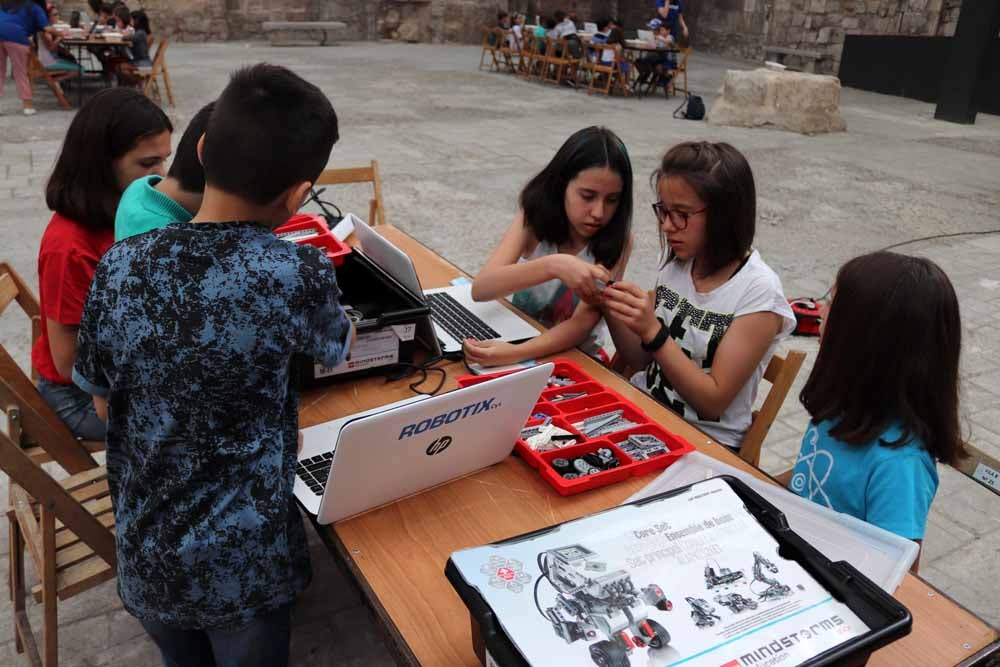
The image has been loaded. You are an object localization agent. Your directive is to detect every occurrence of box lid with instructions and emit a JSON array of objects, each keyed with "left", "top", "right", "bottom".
[{"left": 446, "top": 476, "right": 911, "bottom": 667}]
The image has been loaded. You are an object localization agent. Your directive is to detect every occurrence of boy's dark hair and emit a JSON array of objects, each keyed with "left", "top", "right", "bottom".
[
  {"left": 520, "top": 126, "right": 632, "bottom": 270},
  {"left": 800, "top": 252, "right": 965, "bottom": 466},
  {"left": 596, "top": 17, "right": 612, "bottom": 31},
  {"left": 554, "top": 10, "right": 566, "bottom": 22},
  {"left": 70, "top": 9, "right": 81, "bottom": 27},
  {"left": 46, "top": 87, "right": 172, "bottom": 230},
  {"left": 542, "top": 16, "right": 557, "bottom": 30},
  {"left": 654, "top": 141, "right": 755, "bottom": 276},
  {"left": 606, "top": 27, "right": 625, "bottom": 45},
  {"left": 167, "top": 101, "right": 215, "bottom": 194},
  {"left": 99, "top": 3, "right": 112, "bottom": 15},
  {"left": 497, "top": 10, "right": 509, "bottom": 20},
  {"left": 201, "top": 63, "right": 338, "bottom": 206}
]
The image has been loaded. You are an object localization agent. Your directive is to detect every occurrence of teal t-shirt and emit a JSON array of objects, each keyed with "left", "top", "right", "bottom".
[
  {"left": 789, "top": 420, "right": 938, "bottom": 540},
  {"left": 114, "top": 175, "right": 194, "bottom": 241}
]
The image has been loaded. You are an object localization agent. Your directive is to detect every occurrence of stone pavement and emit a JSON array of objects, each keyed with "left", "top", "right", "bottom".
[{"left": 0, "top": 42, "right": 998, "bottom": 665}]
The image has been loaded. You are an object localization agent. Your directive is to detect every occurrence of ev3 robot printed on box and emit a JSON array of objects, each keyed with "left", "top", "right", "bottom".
[{"left": 535, "top": 543, "right": 672, "bottom": 667}]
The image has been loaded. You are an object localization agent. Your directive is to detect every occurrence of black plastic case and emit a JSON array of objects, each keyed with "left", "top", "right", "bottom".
[
  {"left": 445, "top": 475, "right": 912, "bottom": 667},
  {"left": 298, "top": 248, "right": 431, "bottom": 385}
]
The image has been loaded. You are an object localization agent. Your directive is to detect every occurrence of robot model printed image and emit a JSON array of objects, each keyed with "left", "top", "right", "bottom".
[
  {"left": 685, "top": 597, "right": 722, "bottom": 628},
  {"left": 714, "top": 593, "right": 758, "bottom": 613},
  {"left": 535, "top": 544, "right": 673, "bottom": 667},
  {"left": 703, "top": 559, "right": 745, "bottom": 590},
  {"left": 750, "top": 551, "right": 792, "bottom": 601}
]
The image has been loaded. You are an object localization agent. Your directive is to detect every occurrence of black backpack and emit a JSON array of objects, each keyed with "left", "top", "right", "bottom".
[{"left": 673, "top": 93, "right": 705, "bottom": 121}]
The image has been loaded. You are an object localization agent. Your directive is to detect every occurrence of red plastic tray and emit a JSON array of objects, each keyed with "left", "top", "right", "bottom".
[
  {"left": 274, "top": 214, "right": 351, "bottom": 267},
  {"left": 456, "top": 358, "right": 695, "bottom": 495},
  {"left": 539, "top": 440, "right": 632, "bottom": 495}
]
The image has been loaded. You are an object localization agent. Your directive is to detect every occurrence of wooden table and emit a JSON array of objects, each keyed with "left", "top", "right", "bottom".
[
  {"left": 59, "top": 36, "right": 129, "bottom": 107},
  {"left": 301, "top": 226, "right": 998, "bottom": 667},
  {"left": 621, "top": 42, "right": 680, "bottom": 96}
]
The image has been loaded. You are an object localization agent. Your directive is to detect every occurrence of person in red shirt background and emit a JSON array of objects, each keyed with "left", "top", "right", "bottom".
[{"left": 34, "top": 87, "right": 172, "bottom": 439}]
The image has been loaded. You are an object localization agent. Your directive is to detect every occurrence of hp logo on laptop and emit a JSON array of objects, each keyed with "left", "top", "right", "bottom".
[{"left": 426, "top": 436, "right": 452, "bottom": 456}]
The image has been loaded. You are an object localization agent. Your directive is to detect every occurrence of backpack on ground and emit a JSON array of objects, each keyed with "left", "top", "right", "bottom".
[{"left": 673, "top": 93, "right": 705, "bottom": 120}]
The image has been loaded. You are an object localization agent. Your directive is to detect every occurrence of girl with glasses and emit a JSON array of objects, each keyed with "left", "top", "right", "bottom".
[
  {"left": 602, "top": 141, "right": 795, "bottom": 450},
  {"left": 465, "top": 126, "right": 633, "bottom": 368}
]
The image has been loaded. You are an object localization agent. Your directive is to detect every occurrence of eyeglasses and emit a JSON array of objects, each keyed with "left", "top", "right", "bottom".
[{"left": 651, "top": 202, "right": 706, "bottom": 230}]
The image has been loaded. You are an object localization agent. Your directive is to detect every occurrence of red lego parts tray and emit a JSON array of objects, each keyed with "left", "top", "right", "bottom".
[
  {"left": 516, "top": 416, "right": 586, "bottom": 469},
  {"left": 274, "top": 213, "right": 351, "bottom": 267},
  {"left": 539, "top": 440, "right": 633, "bottom": 495},
  {"left": 605, "top": 423, "right": 696, "bottom": 477},
  {"left": 562, "top": 402, "right": 649, "bottom": 438}
]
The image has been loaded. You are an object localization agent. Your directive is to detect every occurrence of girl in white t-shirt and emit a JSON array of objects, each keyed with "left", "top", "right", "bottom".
[
  {"left": 602, "top": 142, "right": 795, "bottom": 449},
  {"left": 464, "top": 126, "right": 634, "bottom": 367}
]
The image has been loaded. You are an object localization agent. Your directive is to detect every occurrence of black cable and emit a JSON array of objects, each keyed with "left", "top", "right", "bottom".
[
  {"left": 812, "top": 228, "right": 1000, "bottom": 301},
  {"left": 302, "top": 187, "right": 343, "bottom": 225}
]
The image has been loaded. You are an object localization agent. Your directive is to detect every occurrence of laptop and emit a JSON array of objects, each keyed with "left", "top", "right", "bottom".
[
  {"left": 352, "top": 220, "right": 540, "bottom": 354},
  {"left": 637, "top": 29, "right": 654, "bottom": 42},
  {"left": 294, "top": 362, "right": 553, "bottom": 524}
]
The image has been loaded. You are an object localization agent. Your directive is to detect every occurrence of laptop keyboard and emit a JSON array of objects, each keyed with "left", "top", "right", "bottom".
[
  {"left": 296, "top": 452, "right": 334, "bottom": 496},
  {"left": 427, "top": 292, "right": 501, "bottom": 342}
]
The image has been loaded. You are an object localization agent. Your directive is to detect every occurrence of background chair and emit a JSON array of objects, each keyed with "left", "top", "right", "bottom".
[
  {"left": 669, "top": 47, "right": 692, "bottom": 96},
  {"left": 495, "top": 28, "right": 520, "bottom": 74},
  {"left": 579, "top": 44, "right": 628, "bottom": 97},
  {"left": 315, "top": 161, "right": 387, "bottom": 227},
  {"left": 478, "top": 27, "right": 500, "bottom": 71},
  {"left": 541, "top": 37, "right": 575, "bottom": 86},
  {"left": 738, "top": 350, "right": 807, "bottom": 467},
  {"left": 135, "top": 38, "right": 174, "bottom": 106},
  {"left": 26, "top": 48, "right": 72, "bottom": 110}
]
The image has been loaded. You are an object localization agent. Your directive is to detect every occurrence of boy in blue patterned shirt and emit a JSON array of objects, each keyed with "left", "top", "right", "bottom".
[{"left": 73, "top": 63, "right": 354, "bottom": 667}]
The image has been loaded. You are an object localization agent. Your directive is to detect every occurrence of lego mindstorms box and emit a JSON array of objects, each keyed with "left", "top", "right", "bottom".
[{"left": 446, "top": 476, "right": 911, "bottom": 667}]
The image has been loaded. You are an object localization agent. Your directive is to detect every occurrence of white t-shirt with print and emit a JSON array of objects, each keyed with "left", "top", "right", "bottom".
[{"left": 631, "top": 249, "right": 795, "bottom": 448}]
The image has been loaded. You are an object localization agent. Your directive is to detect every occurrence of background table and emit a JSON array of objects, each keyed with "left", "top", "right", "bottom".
[
  {"left": 59, "top": 36, "right": 129, "bottom": 106},
  {"left": 300, "top": 225, "right": 998, "bottom": 667}
]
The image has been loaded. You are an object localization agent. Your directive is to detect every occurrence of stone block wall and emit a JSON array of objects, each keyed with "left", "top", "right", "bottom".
[{"left": 686, "top": 0, "right": 964, "bottom": 75}]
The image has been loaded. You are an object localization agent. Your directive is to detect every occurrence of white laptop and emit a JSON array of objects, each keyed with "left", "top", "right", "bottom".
[
  {"left": 637, "top": 28, "right": 654, "bottom": 42},
  {"left": 353, "top": 219, "right": 540, "bottom": 354},
  {"left": 295, "top": 363, "right": 553, "bottom": 524}
]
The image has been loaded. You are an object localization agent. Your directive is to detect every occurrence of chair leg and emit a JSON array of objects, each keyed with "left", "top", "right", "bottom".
[
  {"left": 9, "top": 511, "right": 24, "bottom": 652},
  {"left": 41, "top": 507, "right": 57, "bottom": 667},
  {"left": 162, "top": 68, "right": 175, "bottom": 106},
  {"left": 46, "top": 77, "right": 71, "bottom": 110}
]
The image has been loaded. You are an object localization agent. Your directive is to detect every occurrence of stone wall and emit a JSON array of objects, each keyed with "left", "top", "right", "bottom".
[{"left": 687, "top": 0, "right": 965, "bottom": 75}]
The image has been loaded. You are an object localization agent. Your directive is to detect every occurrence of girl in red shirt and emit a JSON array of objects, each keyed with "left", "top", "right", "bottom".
[{"left": 34, "top": 87, "right": 172, "bottom": 439}]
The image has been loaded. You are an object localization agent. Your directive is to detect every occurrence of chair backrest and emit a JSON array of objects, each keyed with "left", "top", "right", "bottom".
[
  {"left": 587, "top": 43, "right": 619, "bottom": 69},
  {"left": 481, "top": 26, "right": 497, "bottom": 49},
  {"left": 739, "top": 349, "right": 806, "bottom": 467},
  {"left": 0, "top": 262, "right": 99, "bottom": 474},
  {"left": 149, "top": 38, "right": 169, "bottom": 75},
  {"left": 494, "top": 27, "right": 511, "bottom": 51},
  {"left": 0, "top": 430, "right": 116, "bottom": 565},
  {"left": 676, "top": 46, "right": 692, "bottom": 71},
  {"left": 314, "top": 160, "right": 386, "bottom": 227}
]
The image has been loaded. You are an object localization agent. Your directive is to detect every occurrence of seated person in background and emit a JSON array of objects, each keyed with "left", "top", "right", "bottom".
[
  {"left": 69, "top": 8, "right": 80, "bottom": 27},
  {"left": 497, "top": 10, "right": 510, "bottom": 29},
  {"left": 602, "top": 141, "right": 795, "bottom": 451},
  {"left": 73, "top": 64, "right": 354, "bottom": 667},
  {"left": 115, "top": 101, "right": 215, "bottom": 240},
  {"left": 590, "top": 17, "right": 612, "bottom": 43},
  {"left": 541, "top": 16, "right": 557, "bottom": 39},
  {"left": 636, "top": 19, "right": 676, "bottom": 89},
  {"left": 551, "top": 9, "right": 580, "bottom": 56},
  {"left": 107, "top": 3, "right": 132, "bottom": 34},
  {"left": 789, "top": 252, "right": 964, "bottom": 568},
  {"left": 127, "top": 8, "right": 151, "bottom": 66},
  {"left": 38, "top": 4, "right": 82, "bottom": 75},
  {"left": 466, "top": 126, "right": 633, "bottom": 368},
  {"left": 34, "top": 88, "right": 172, "bottom": 440}
]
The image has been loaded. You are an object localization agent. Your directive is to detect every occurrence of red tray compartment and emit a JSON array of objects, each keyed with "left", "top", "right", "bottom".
[
  {"left": 515, "top": 416, "right": 586, "bottom": 469},
  {"left": 605, "top": 423, "right": 697, "bottom": 476},
  {"left": 544, "top": 360, "right": 592, "bottom": 388},
  {"left": 549, "top": 391, "right": 621, "bottom": 416},
  {"left": 539, "top": 440, "right": 633, "bottom": 495},
  {"left": 562, "top": 402, "right": 649, "bottom": 438},
  {"left": 274, "top": 213, "right": 351, "bottom": 267}
]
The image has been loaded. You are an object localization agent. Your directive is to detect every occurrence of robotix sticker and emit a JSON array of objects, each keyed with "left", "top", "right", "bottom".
[
  {"left": 314, "top": 329, "right": 399, "bottom": 378},
  {"left": 450, "top": 478, "right": 870, "bottom": 667}
]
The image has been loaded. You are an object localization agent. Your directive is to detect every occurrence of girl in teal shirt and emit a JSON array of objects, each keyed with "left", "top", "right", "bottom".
[{"left": 789, "top": 252, "right": 965, "bottom": 571}]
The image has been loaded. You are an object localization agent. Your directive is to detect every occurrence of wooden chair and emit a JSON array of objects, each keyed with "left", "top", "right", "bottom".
[
  {"left": 26, "top": 47, "right": 72, "bottom": 110},
  {"left": 738, "top": 350, "right": 807, "bottom": 467},
  {"left": 0, "top": 262, "right": 102, "bottom": 473},
  {"left": 478, "top": 27, "right": 500, "bottom": 71},
  {"left": 315, "top": 161, "right": 387, "bottom": 227},
  {"left": 135, "top": 38, "right": 174, "bottom": 106},
  {"left": 669, "top": 46, "right": 692, "bottom": 96},
  {"left": 495, "top": 28, "right": 520, "bottom": 74},
  {"left": 522, "top": 34, "right": 546, "bottom": 80},
  {"left": 579, "top": 43, "right": 629, "bottom": 97},
  {"left": 2, "top": 430, "right": 115, "bottom": 667},
  {"left": 541, "top": 37, "right": 575, "bottom": 86}
]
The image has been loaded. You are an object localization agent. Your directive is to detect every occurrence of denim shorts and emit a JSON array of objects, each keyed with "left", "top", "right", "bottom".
[{"left": 36, "top": 377, "right": 106, "bottom": 441}]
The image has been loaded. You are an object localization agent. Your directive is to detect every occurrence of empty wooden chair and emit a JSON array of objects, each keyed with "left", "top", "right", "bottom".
[
  {"left": 315, "top": 161, "right": 387, "bottom": 227},
  {"left": 478, "top": 26, "right": 500, "bottom": 71},
  {"left": 26, "top": 46, "right": 73, "bottom": 110}
]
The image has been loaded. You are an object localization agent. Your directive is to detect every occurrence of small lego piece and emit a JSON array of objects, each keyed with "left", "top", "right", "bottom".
[
  {"left": 547, "top": 375, "right": 576, "bottom": 387},
  {"left": 550, "top": 392, "right": 587, "bottom": 402}
]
